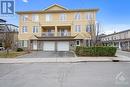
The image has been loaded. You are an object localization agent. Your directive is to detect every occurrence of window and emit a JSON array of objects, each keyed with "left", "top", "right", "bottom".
[
  {"left": 23, "top": 15, "right": 28, "bottom": 22},
  {"left": 22, "top": 26, "right": 27, "bottom": 33},
  {"left": 45, "top": 14, "right": 52, "bottom": 22},
  {"left": 32, "top": 15, "right": 39, "bottom": 22},
  {"left": 86, "top": 13, "right": 93, "bottom": 20},
  {"left": 76, "top": 40, "right": 80, "bottom": 46},
  {"left": 75, "top": 25, "right": 81, "bottom": 32},
  {"left": 60, "top": 14, "right": 66, "bottom": 21},
  {"left": 33, "top": 26, "right": 39, "bottom": 33},
  {"left": 86, "top": 25, "right": 91, "bottom": 32},
  {"left": 75, "top": 13, "right": 80, "bottom": 20},
  {"left": 21, "top": 40, "right": 28, "bottom": 47}
]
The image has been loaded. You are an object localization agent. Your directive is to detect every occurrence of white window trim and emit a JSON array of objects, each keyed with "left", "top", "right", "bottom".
[
  {"left": 76, "top": 40, "right": 80, "bottom": 46},
  {"left": 60, "top": 13, "right": 67, "bottom": 21},
  {"left": 75, "top": 13, "right": 80, "bottom": 20},
  {"left": 45, "top": 14, "right": 52, "bottom": 22},
  {"left": 75, "top": 25, "right": 81, "bottom": 32},
  {"left": 23, "top": 15, "right": 28, "bottom": 22},
  {"left": 22, "top": 26, "right": 27, "bottom": 33},
  {"left": 32, "top": 26, "right": 39, "bottom": 33},
  {"left": 32, "top": 15, "right": 39, "bottom": 22}
]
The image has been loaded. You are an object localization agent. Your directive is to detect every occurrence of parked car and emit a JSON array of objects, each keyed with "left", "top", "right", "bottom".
[{"left": 0, "top": 47, "right": 5, "bottom": 51}]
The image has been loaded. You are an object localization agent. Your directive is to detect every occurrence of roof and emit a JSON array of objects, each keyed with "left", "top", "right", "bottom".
[
  {"left": 0, "top": 19, "right": 6, "bottom": 22},
  {"left": 43, "top": 4, "right": 68, "bottom": 11},
  {"left": 101, "top": 29, "right": 130, "bottom": 38},
  {"left": 31, "top": 36, "right": 75, "bottom": 41},
  {"left": 74, "top": 33, "right": 91, "bottom": 40},
  {"left": 16, "top": 4, "right": 99, "bottom": 14}
]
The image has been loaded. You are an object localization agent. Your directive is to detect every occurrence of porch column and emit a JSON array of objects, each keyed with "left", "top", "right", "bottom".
[
  {"left": 88, "top": 40, "right": 91, "bottom": 47},
  {"left": 119, "top": 42, "right": 121, "bottom": 50},
  {"left": 128, "top": 41, "right": 130, "bottom": 50},
  {"left": 55, "top": 26, "right": 57, "bottom": 36}
]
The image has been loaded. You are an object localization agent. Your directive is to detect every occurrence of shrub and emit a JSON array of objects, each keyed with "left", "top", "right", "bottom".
[
  {"left": 17, "top": 48, "right": 24, "bottom": 52},
  {"left": 75, "top": 46, "right": 117, "bottom": 57}
]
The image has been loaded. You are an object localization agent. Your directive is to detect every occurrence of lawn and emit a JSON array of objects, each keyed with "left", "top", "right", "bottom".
[{"left": 0, "top": 51, "right": 27, "bottom": 58}]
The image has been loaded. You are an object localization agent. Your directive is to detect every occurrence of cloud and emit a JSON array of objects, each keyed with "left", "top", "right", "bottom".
[{"left": 22, "top": 0, "right": 28, "bottom": 3}]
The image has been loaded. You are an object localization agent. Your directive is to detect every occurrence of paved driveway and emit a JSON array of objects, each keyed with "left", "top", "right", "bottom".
[
  {"left": 116, "top": 50, "right": 130, "bottom": 58},
  {"left": 17, "top": 51, "right": 76, "bottom": 58}
]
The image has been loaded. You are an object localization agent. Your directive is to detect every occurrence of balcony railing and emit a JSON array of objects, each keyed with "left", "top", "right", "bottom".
[
  {"left": 57, "top": 32, "right": 71, "bottom": 36},
  {"left": 42, "top": 32, "right": 55, "bottom": 37},
  {"left": 42, "top": 32, "right": 71, "bottom": 37}
]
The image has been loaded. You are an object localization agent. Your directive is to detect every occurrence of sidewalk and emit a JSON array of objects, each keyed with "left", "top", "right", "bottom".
[{"left": 0, "top": 56, "right": 128, "bottom": 63}]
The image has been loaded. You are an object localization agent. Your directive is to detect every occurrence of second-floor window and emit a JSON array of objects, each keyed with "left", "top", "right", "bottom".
[
  {"left": 33, "top": 26, "right": 39, "bottom": 33},
  {"left": 32, "top": 15, "right": 39, "bottom": 22},
  {"left": 23, "top": 15, "right": 28, "bottom": 22},
  {"left": 60, "top": 14, "right": 66, "bottom": 21},
  {"left": 75, "top": 13, "right": 80, "bottom": 20},
  {"left": 75, "top": 25, "right": 81, "bottom": 32},
  {"left": 45, "top": 14, "right": 52, "bottom": 22},
  {"left": 86, "top": 25, "right": 91, "bottom": 32},
  {"left": 22, "top": 26, "right": 27, "bottom": 33}
]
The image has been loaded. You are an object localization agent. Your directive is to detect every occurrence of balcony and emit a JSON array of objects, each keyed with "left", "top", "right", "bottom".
[
  {"left": 57, "top": 32, "right": 71, "bottom": 36},
  {"left": 42, "top": 32, "right": 55, "bottom": 37}
]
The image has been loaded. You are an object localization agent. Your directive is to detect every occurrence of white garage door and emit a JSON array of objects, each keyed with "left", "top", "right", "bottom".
[
  {"left": 43, "top": 42, "right": 55, "bottom": 51},
  {"left": 57, "top": 42, "right": 69, "bottom": 51}
]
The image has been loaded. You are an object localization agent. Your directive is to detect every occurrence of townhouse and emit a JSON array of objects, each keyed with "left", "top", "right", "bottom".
[
  {"left": 16, "top": 4, "right": 98, "bottom": 51},
  {"left": 101, "top": 29, "right": 130, "bottom": 51}
]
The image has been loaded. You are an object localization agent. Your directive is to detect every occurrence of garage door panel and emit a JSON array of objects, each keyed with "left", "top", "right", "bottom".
[
  {"left": 43, "top": 42, "right": 55, "bottom": 51},
  {"left": 57, "top": 42, "right": 69, "bottom": 51}
]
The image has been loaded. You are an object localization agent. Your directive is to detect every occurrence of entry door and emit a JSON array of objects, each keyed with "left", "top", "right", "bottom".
[
  {"left": 43, "top": 42, "right": 55, "bottom": 51},
  {"left": 33, "top": 41, "right": 37, "bottom": 50},
  {"left": 57, "top": 42, "right": 69, "bottom": 51}
]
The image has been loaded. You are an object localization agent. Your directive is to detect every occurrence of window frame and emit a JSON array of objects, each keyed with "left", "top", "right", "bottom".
[
  {"left": 76, "top": 40, "right": 80, "bottom": 46},
  {"left": 75, "top": 13, "right": 80, "bottom": 20},
  {"left": 22, "top": 26, "right": 27, "bottom": 33},
  {"left": 75, "top": 25, "right": 81, "bottom": 32},
  {"left": 45, "top": 14, "right": 52, "bottom": 22}
]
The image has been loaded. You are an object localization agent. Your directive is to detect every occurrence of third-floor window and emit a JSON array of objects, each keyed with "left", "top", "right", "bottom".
[
  {"left": 23, "top": 15, "right": 28, "bottom": 22},
  {"left": 45, "top": 14, "right": 52, "bottom": 22},
  {"left": 75, "top": 13, "right": 80, "bottom": 20},
  {"left": 60, "top": 14, "right": 66, "bottom": 21},
  {"left": 86, "top": 13, "right": 93, "bottom": 20},
  {"left": 32, "top": 15, "right": 39, "bottom": 22}
]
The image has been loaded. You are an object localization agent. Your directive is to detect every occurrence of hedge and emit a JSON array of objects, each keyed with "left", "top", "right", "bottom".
[
  {"left": 17, "top": 48, "right": 24, "bottom": 52},
  {"left": 75, "top": 46, "right": 117, "bottom": 57}
]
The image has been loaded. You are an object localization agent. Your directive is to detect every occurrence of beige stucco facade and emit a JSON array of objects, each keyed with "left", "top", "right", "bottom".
[{"left": 16, "top": 4, "right": 98, "bottom": 51}]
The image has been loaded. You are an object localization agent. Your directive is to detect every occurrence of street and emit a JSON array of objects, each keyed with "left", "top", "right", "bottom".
[{"left": 0, "top": 62, "right": 129, "bottom": 87}]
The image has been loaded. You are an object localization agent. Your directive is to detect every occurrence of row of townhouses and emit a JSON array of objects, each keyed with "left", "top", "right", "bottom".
[
  {"left": 0, "top": 19, "right": 18, "bottom": 50},
  {"left": 16, "top": 4, "right": 98, "bottom": 51},
  {"left": 100, "top": 29, "right": 130, "bottom": 51}
]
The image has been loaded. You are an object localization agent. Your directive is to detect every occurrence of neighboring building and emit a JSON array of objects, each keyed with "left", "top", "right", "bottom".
[
  {"left": 101, "top": 29, "right": 130, "bottom": 51},
  {"left": 16, "top": 4, "right": 98, "bottom": 51},
  {"left": 0, "top": 19, "right": 18, "bottom": 50}
]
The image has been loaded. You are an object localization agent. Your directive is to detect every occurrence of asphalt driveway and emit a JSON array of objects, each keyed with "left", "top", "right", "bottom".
[{"left": 17, "top": 51, "right": 76, "bottom": 58}]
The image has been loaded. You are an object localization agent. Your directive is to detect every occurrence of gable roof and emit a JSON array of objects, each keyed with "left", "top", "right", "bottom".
[
  {"left": 74, "top": 33, "right": 91, "bottom": 39},
  {"left": 16, "top": 4, "right": 99, "bottom": 14},
  {"left": 43, "top": 4, "right": 68, "bottom": 11}
]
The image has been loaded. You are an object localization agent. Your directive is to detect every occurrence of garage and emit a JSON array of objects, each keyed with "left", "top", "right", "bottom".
[
  {"left": 57, "top": 42, "right": 69, "bottom": 51},
  {"left": 43, "top": 41, "right": 55, "bottom": 51}
]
